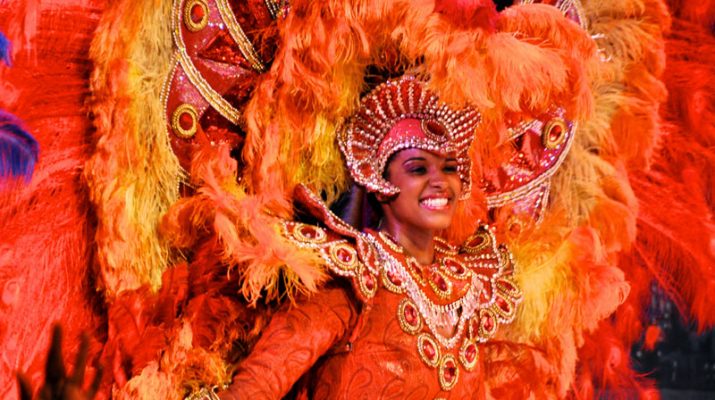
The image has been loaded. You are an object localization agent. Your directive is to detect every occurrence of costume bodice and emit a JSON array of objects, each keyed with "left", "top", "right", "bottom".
[{"left": 222, "top": 186, "right": 521, "bottom": 399}]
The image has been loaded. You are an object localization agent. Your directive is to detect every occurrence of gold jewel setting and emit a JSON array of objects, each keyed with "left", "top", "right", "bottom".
[
  {"left": 172, "top": 103, "right": 199, "bottom": 138},
  {"left": 183, "top": 0, "right": 209, "bottom": 32}
]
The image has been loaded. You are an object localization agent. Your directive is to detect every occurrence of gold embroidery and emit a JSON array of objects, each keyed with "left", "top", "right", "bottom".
[
  {"left": 183, "top": 0, "right": 209, "bottom": 32},
  {"left": 172, "top": 0, "right": 241, "bottom": 125},
  {"left": 215, "top": 0, "right": 266, "bottom": 72},
  {"left": 291, "top": 223, "right": 327, "bottom": 244},
  {"left": 438, "top": 354, "right": 459, "bottom": 391},
  {"left": 328, "top": 242, "right": 358, "bottom": 271},
  {"left": 171, "top": 103, "right": 199, "bottom": 138},
  {"left": 417, "top": 333, "right": 440, "bottom": 368},
  {"left": 459, "top": 340, "right": 478, "bottom": 371},
  {"left": 397, "top": 298, "right": 422, "bottom": 335}
]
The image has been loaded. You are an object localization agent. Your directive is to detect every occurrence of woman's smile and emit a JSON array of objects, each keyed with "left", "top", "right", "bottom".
[
  {"left": 377, "top": 147, "right": 463, "bottom": 260},
  {"left": 419, "top": 195, "right": 451, "bottom": 211}
]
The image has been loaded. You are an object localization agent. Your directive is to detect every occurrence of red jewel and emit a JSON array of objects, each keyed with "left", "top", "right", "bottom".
[
  {"left": 433, "top": 273, "right": 448, "bottom": 292},
  {"left": 465, "top": 344, "right": 477, "bottom": 362},
  {"left": 387, "top": 271, "right": 402, "bottom": 285},
  {"left": 445, "top": 259, "right": 464, "bottom": 274},
  {"left": 407, "top": 259, "right": 422, "bottom": 278},
  {"left": 481, "top": 313, "right": 495, "bottom": 332},
  {"left": 499, "top": 279, "right": 516, "bottom": 292},
  {"left": 362, "top": 270, "right": 375, "bottom": 291},
  {"left": 358, "top": 162, "right": 372, "bottom": 175},
  {"left": 466, "top": 235, "right": 484, "bottom": 247},
  {"left": 300, "top": 226, "right": 317, "bottom": 239},
  {"left": 423, "top": 340, "right": 436, "bottom": 360},
  {"left": 443, "top": 359, "right": 457, "bottom": 382},
  {"left": 496, "top": 296, "right": 511, "bottom": 313},
  {"left": 549, "top": 124, "right": 563, "bottom": 142},
  {"left": 336, "top": 247, "right": 353, "bottom": 263},
  {"left": 404, "top": 304, "right": 418, "bottom": 326},
  {"left": 190, "top": 4, "right": 205, "bottom": 23},
  {"left": 179, "top": 112, "right": 194, "bottom": 131}
]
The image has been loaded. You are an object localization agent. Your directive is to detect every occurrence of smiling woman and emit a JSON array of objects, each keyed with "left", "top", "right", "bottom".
[
  {"left": 379, "top": 148, "right": 463, "bottom": 264},
  {"left": 216, "top": 76, "right": 522, "bottom": 399}
]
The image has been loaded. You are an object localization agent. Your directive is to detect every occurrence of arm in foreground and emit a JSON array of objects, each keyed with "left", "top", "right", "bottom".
[{"left": 219, "top": 283, "right": 357, "bottom": 400}]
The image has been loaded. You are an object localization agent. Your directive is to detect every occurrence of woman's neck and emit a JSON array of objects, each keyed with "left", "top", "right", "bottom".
[{"left": 380, "top": 222, "right": 435, "bottom": 265}]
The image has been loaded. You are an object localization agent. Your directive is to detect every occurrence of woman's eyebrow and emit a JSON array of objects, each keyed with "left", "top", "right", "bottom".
[{"left": 403, "top": 157, "right": 427, "bottom": 164}]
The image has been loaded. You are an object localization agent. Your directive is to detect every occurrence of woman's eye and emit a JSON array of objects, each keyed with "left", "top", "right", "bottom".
[
  {"left": 443, "top": 164, "right": 458, "bottom": 173},
  {"left": 408, "top": 166, "right": 427, "bottom": 174}
]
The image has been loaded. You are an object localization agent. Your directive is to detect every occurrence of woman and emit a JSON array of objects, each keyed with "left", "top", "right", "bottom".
[{"left": 217, "top": 76, "right": 522, "bottom": 399}]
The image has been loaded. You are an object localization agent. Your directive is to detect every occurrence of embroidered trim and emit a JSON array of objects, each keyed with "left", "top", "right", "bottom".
[
  {"left": 172, "top": 0, "right": 241, "bottom": 124},
  {"left": 215, "top": 0, "right": 266, "bottom": 72},
  {"left": 398, "top": 298, "right": 423, "bottom": 335}
]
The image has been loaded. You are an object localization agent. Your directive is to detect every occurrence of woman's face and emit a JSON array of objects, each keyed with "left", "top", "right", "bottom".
[{"left": 380, "top": 148, "right": 463, "bottom": 233}]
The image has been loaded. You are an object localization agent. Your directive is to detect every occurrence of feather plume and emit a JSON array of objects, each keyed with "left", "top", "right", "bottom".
[
  {"left": 86, "top": 0, "right": 181, "bottom": 294},
  {"left": 0, "top": 110, "right": 38, "bottom": 180},
  {"left": 0, "top": 1, "right": 106, "bottom": 396},
  {"left": 433, "top": 0, "right": 498, "bottom": 30},
  {"left": 0, "top": 31, "right": 11, "bottom": 65}
]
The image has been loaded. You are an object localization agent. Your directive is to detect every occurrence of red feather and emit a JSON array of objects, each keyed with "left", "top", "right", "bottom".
[{"left": 433, "top": 0, "right": 498, "bottom": 30}]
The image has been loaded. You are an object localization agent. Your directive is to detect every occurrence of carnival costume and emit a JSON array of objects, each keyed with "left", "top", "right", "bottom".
[
  {"left": 217, "top": 76, "right": 522, "bottom": 398},
  {"left": 0, "top": 0, "right": 714, "bottom": 399}
]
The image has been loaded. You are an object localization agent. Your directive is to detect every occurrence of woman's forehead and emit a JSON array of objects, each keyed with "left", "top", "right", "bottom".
[{"left": 391, "top": 148, "right": 457, "bottom": 161}]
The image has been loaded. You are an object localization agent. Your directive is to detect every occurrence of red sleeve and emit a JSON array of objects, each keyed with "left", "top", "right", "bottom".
[{"left": 219, "top": 284, "right": 357, "bottom": 400}]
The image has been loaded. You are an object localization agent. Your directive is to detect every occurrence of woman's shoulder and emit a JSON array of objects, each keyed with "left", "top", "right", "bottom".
[{"left": 281, "top": 185, "right": 381, "bottom": 301}]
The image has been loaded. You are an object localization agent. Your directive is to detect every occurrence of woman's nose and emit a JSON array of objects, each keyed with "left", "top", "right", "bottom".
[{"left": 429, "top": 169, "right": 448, "bottom": 189}]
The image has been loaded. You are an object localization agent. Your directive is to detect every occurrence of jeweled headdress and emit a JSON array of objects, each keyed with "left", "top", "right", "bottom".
[{"left": 338, "top": 76, "right": 480, "bottom": 198}]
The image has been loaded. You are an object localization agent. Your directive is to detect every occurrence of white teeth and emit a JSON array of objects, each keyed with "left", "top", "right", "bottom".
[{"left": 421, "top": 198, "right": 448, "bottom": 208}]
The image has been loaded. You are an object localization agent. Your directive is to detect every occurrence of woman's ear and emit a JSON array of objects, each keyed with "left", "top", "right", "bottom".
[{"left": 375, "top": 192, "right": 392, "bottom": 203}]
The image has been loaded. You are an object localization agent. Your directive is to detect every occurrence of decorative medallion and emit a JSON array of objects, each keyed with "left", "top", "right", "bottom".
[
  {"left": 171, "top": 103, "right": 199, "bottom": 138},
  {"left": 542, "top": 118, "right": 568, "bottom": 149},
  {"left": 462, "top": 229, "right": 491, "bottom": 254},
  {"left": 492, "top": 294, "right": 515, "bottom": 320},
  {"left": 417, "top": 333, "right": 441, "bottom": 368},
  {"left": 459, "top": 340, "right": 479, "bottom": 371},
  {"left": 398, "top": 298, "right": 423, "bottom": 335},
  {"left": 329, "top": 243, "right": 358, "bottom": 271},
  {"left": 476, "top": 308, "right": 497, "bottom": 341},
  {"left": 183, "top": 0, "right": 209, "bottom": 32},
  {"left": 357, "top": 264, "right": 378, "bottom": 297},
  {"left": 438, "top": 354, "right": 460, "bottom": 391},
  {"left": 405, "top": 257, "right": 428, "bottom": 286},
  {"left": 381, "top": 269, "right": 405, "bottom": 294},
  {"left": 420, "top": 119, "right": 449, "bottom": 143},
  {"left": 427, "top": 270, "right": 453, "bottom": 299},
  {"left": 293, "top": 223, "right": 327, "bottom": 244},
  {"left": 496, "top": 277, "right": 521, "bottom": 299},
  {"left": 440, "top": 257, "right": 469, "bottom": 280}
]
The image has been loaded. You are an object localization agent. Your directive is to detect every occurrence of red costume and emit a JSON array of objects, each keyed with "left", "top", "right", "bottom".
[
  {"left": 223, "top": 187, "right": 521, "bottom": 399},
  {"left": 219, "top": 75, "right": 521, "bottom": 399}
]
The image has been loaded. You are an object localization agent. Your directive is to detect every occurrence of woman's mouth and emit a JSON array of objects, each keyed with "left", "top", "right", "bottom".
[{"left": 420, "top": 197, "right": 450, "bottom": 210}]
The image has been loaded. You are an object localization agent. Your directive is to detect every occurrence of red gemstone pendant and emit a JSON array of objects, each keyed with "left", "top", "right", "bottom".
[
  {"left": 417, "top": 334, "right": 440, "bottom": 367},
  {"left": 439, "top": 354, "right": 459, "bottom": 390}
]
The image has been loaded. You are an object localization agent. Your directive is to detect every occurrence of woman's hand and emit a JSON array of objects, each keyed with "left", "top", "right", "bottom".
[{"left": 17, "top": 325, "right": 102, "bottom": 400}]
